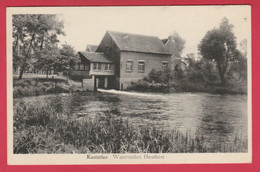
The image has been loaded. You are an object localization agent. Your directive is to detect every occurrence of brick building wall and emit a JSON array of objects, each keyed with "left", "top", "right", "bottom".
[{"left": 119, "top": 51, "right": 171, "bottom": 89}]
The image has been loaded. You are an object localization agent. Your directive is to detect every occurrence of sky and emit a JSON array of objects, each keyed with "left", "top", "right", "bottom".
[{"left": 15, "top": 6, "right": 250, "bottom": 57}]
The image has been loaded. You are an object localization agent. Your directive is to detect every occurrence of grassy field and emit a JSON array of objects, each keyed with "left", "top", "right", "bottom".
[
  {"left": 13, "top": 101, "right": 248, "bottom": 154},
  {"left": 13, "top": 76, "right": 83, "bottom": 98}
]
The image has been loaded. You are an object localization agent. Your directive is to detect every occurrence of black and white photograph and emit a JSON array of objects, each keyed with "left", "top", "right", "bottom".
[{"left": 7, "top": 6, "right": 251, "bottom": 164}]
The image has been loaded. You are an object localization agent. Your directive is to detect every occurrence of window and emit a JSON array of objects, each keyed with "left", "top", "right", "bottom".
[
  {"left": 77, "top": 63, "right": 81, "bottom": 70},
  {"left": 138, "top": 60, "right": 145, "bottom": 73},
  {"left": 79, "top": 63, "right": 85, "bottom": 70},
  {"left": 162, "top": 61, "right": 168, "bottom": 71},
  {"left": 93, "top": 63, "right": 101, "bottom": 71},
  {"left": 84, "top": 64, "right": 90, "bottom": 71},
  {"left": 126, "top": 60, "right": 133, "bottom": 72},
  {"left": 105, "top": 63, "right": 112, "bottom": 71}
]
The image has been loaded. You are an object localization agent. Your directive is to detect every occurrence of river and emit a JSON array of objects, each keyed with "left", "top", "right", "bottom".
[{"left": 14, "top": 91, "right": 248, "bottom": 147}]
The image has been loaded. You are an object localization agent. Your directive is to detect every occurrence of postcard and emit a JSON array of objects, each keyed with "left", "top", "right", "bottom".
[{"left": 7, "top": 5, "right": 251, "bottom": 165}]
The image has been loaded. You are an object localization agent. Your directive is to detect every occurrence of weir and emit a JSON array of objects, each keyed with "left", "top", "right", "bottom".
[{"left": 97, "top": 88, "right": 167, "bottom": 99}]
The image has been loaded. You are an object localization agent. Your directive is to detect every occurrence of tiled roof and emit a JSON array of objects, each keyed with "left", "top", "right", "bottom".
[
  {"left": 107, "top": 31, "right": 171, "bottom": 55},
  {"left": 86, "top": 44, "right": 98, "bottom": 52},
  {"left": 78, "top": 51, "right": 113, "bottom": 63}
]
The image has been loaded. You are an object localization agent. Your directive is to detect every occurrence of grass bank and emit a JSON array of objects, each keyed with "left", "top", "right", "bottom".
[
  {"left": 13, "top": 102, "right": 247, "bottom": 154},
  {"left": 171, "top": 80, "right": 247, "bottom": 95},
  {"left": 127, "top": 68, "right": 247, "bottom": 95},
  {"left": 13, "top": 78, "right": 83, "bottom": 98},
  {"left": 127, "top": 79, "right": 247, "bottom": 95}
]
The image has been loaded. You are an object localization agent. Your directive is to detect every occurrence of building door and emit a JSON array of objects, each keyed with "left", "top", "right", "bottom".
[{"left": 97, "top": 77, "right": 105, "bottom": 88}]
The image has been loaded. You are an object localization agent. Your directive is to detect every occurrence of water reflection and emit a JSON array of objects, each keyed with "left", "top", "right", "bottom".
[{"left": 14, "top": 92, "right": 248, "bottom": 146}]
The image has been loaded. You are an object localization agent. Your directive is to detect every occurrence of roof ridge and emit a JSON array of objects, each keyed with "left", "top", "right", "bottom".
[
  {"left": 106, "top": 30, "right": 171, "bottom": 55},
  {"left": 79, "top": 51, "right": 104, "bottom": 54},
  {"left": 107, "top": 30, "right": 160, "bottom": 39}
]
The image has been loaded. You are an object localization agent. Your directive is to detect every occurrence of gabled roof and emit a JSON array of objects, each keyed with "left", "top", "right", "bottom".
[
  {"left": 164, "top": 38, "right": 181, "bottom": 58},
  {"left": 107, "top": 31, "right": 171, "bottom": 55},
  {"left": 78, "top": 51, "right": 113, "bottom": 63},
  {"left": 86, "top": 44, "right": 98, "bottom": 52},
  {"left": 161, "top": 38, "right": 168, "bottom": 44}
]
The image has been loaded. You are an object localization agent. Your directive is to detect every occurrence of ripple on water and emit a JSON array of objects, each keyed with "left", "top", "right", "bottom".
[{"left": 14, "top": 92, "right": 248, "bottom": 145}]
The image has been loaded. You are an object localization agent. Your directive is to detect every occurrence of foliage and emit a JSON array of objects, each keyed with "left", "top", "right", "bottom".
[
  {"left": 227, "top": 51, "right": 247, "bottom": 81},
  {"left": 173, "top": 63, "right": 185, "bottom": 81},
  {"left": 239, "top": 39, "right": 247, "bottom": 58},
  {"left": 128, "top": 69, "right": 172, "bottom": 92},
  {"left": 13, "top": 100, "right": 248, "bottom": 153},
  {"left": 57, "top": 43, "right": 77, "bottom": 72},
  {"left": 12, "top": 14, "right": 65, "bottom": 79},
  {"left": 128, "top": 80, "right": 169, "bottom": 93},
  {"left": 34, "top": 44, "right": 60, "bottom": 77},
  {"left": 13, "top": 78, "right": 82, "bottom": 98},
  {"left": 169, "top": 32, "right": 186, "bottom": 56},
  {"left": 184, "top": 57, "right": 218, "bottom": 83},
  {"left": 147, "top": 69, "right": 172, "bottom": 84},
  {"left": 172, "top": 53, "right": 247, "bottom": 94},
  {"left": 198, "top": 17, "right": 238, "bottom": 84}
]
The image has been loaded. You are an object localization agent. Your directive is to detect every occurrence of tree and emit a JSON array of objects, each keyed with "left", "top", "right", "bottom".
[
  {"left": 239, "top": 39, "right": 247, "bottom": 58},
  {"left": 198, "top": 17, "right": 237, "bottom": 84},
  {"left": 34, "top": 44, "right": 60, "bottom": 78},
  {"left": 169, "top": 32, "right": 185, "bottom": 56},
  {"left": 57, "top": 43, "right": 76, "bottom": 72},
  {"left": 227, "top": 50, "right": 247, "bottom": 81},
  {"left": 184, "top": 56, "right": 218, "bottom": 83},
  {"left": 12, "top": 14, "right": 65, "bottom": 79}
]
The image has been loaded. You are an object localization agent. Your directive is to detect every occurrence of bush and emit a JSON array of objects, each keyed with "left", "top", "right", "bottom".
[
  {"left": 128, "top": 69, "right": 171, "bottom": 92},
  {"left": 148, "top": 69, "right": 172, "bottom": 84},
  {"left": 13, "top": 79, "right": 80, "bottom": 98}
]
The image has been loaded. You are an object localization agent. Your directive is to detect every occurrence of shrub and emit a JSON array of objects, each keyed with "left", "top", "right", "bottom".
[
  {"left": 128, "top": 69, "right": 171, "bottom": 92},
  {"left": 149, "top": 69, "right": 172, "bottom": 84},
  {"left": 13, "top": 79, "right": 82, "bottom": 98}
]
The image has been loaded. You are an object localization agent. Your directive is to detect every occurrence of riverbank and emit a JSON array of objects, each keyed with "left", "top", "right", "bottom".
[
  {"left": 127, "top": 80, "right": 247, "bottom": 95},
  {"left": 13, "top": 74, "right": 247, "bottom": 99},
  {"left": 13, "top": 99, "right": 247, "bottom": 154},
  {"left": 13, "top": 77, "right": 83, "bottom": 98},
  {"left": 171, "top": 80, "right": 247, "bottom": 95}
]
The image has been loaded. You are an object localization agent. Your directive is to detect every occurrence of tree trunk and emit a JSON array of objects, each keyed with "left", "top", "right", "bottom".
[
  {"left": 18, "top": 68, "right": 24, "bottom": 80},
  {"left": 18, "top": 32, "right": 36, "bottom": 80},
  {"left": 14, "top": 34, "right": 19, "bottom": 52},
  {"left": 40, "top": 33, "right": 44, "bottom": 50},
  {"left": 217, "top": 62, "right": 226, "bottom": 85},
  {"left": 219, "top": 70, "right": 226, "bottom": 84}
]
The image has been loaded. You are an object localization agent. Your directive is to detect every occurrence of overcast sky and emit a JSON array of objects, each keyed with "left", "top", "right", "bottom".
[{"left": 11, "top": 6, "right": 250, "bottom": 56}]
